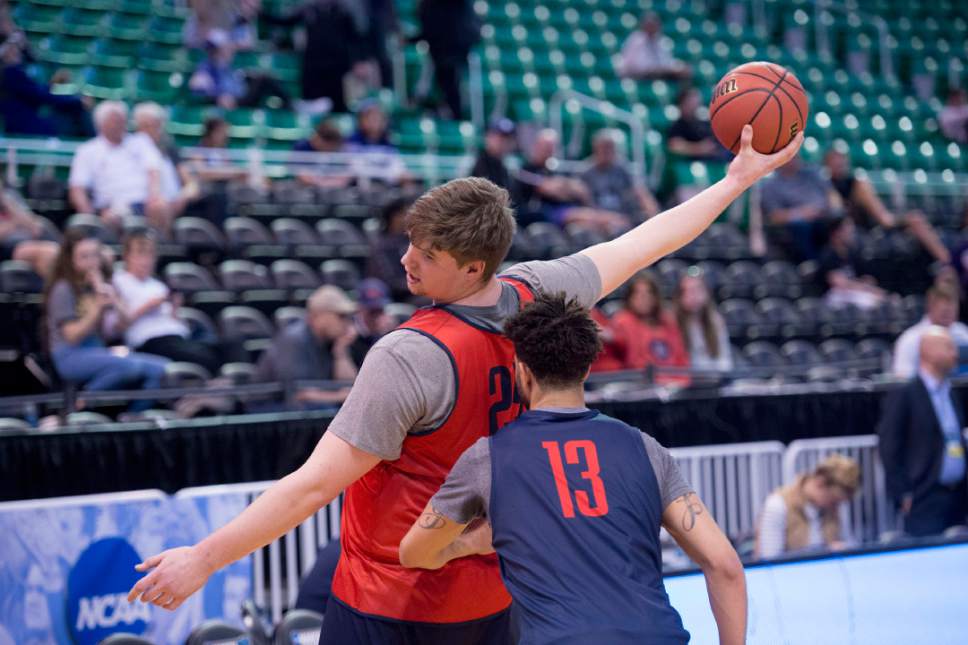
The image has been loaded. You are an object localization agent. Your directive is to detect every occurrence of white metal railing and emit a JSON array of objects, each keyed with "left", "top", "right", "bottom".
[
  {"left": 783, "top": 434, "right": 894, "bottom": 542},
  {"left": 670, "top": 441, "right": 786, "bottom": 541},
  {"left": 175, "top": 482, "right": 342, "bottom": 625}
]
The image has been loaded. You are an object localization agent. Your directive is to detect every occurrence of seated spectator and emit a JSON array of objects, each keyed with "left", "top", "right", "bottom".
[
  {"left": 293, "top": 120, "right": 353, "bottom": 189},
  {"left": 184, "top": 0, "right": 259, "bottom": 50},
  {"left": 667, "top": 88, "right": 728, "bottom": 162},
  {"left": 132, "top": 102, "right": 200, "bottom": 237},
  {"left": 0, "top": 181, "right": 58, "bottom": 277},
  {"left": 354, "top": 278, "right": 396, "bottom": 351},
  {"left": 0, "top": 31, "right": 92, "bottom": 138},
  {"left": 112, "top": 230, "right": 230, "bottom": 376},
  {"left": 345, "top": 101, "right": 410, "bottom": 185},
  {"left": 824, "top": 149, "right": 949, "bottom": 264},
  {"left": 940, "top": 88, "right": 968, "bottom": 144},
  {"left": 674, "top": 268, "right": 733, "bottom": 372},
  {"left": 367, "top": 196, "right": 414, "bottom": 301},
  {"left": 603, "top": 271, "right": 690, "bottom": 385},
  {"left": 69, "top": 101, "right": 168, "bottom": 233},
  {"left": 43, "top": 231, "right": 169, "bottom": 411},
  {"left": 588, "top": 306, "right": 624, "bottom": 373},
  {"left": 893, "top": 282, "right": 968, "bottom": 378},
  {"left": 880, "top": 327, "right": 968, "bottom": 538},
  {"left": 819, "top": 216, "right": 894, "bottom": 310},
  {"left": 760, "top": 154, "right": 840, "bottom": 261},
  {"left": 755, "top": 454, "right": 860, "bottom": 559},
  {"left": 581, "top": 128, "right": 658, "bottom": 222},
  {"left": 469, "top": 118, "right": 516, "bottom": 191},
  {"left": 616, "top": 12, "right": 692, "bottom": 81},
  {"left": 516, "top": 129, "right": 630, "bottom": 234},
  {"left": 183, "top": 116, "right": 259, "bottom": 224},
  {"left": 188, "top": 29, "right": 291, "bottom": 110},
  {"left": 255, "top": 285, "right": 367, "bottom": 406}
]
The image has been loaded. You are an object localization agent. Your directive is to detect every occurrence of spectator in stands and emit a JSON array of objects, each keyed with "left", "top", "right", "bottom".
[
  {"left": 133, "top": 102, "right": 200, "bottom": 238},
  {"left": 674, "top": 267, "right": 733, "bottom": 372},
  {"left": 879, "top": 326, "right": 968, "bottom": 537},
  {"left": 893, "top": 282, "right": 968, "bottom": 378},
  {"left": 760, "top": 154, "right": 840, "bottom": 261},
  {"left": 184, "top": 0, "right": 259, "bottom": 50},
  {"left": 255, "top": 285, "right": 366, "bottom": 405},
  {"left": 667, "top": 87, "right": 727, "bottom": 162},
  {"left": 0, "top": 31, "right": 92, "bottom": 138},
  {"left": 367, "top": 195, "right": 413, "bottom": 301},
  {"left": 0, "top": 181, "right": 58, "bottom": 277},
  {"left": 755, "top": 454, "right": 860, "bottom": 559},
  {"left": 819, "top": 216, "right": 893, "bottom": 310},
  {"left": 416, "top": 0, "right": 480, "bottom": 119},
  {"left": 188, "top": 29, "right": 291, "bottom": 110},
  {"left": 469, "top": 118, "right": 516, "bottom": 191},
  {"left": 517, "top": 129, "right": 631, "bottom": 234},
  {"left": 345, "top": 100, "right": 410, "bottom": 185},
  {"left": 605, "top": 271, "right": 690, "bottom": 385},
  {"left": 43, "top": 230, "right": 169, "bottom": 411},
  {"left": 616, "top": 12, "right": 692, "bottom": 81},
  {"left": 581, "top": 128, "right": 659, "bottom": 222},
  {"left": 940, "top": 88, "right": 968, "bottom": 145},
  {"left": 588, "top": 306, "right": 624, "bottom": 373},
  {"left": 68, "top": 101, "right": 167, "bottom": 233},
  {"left": 112, "top": 230, "right": 225, "bottom": 376},
  {"left": 261, "top": 0, "right": 367, "bottom": 114},
  {"left": 182, "top": 117, "right": 255, "bottom": 225},
  {"left": 354, "top": 278, "right": 396, "bottom": 351},
  {"left": 293, "top": 120, "right": 353, "bottom": 189},
  {"left": 823, "top": 149, "right": 950, "bottom": 264}
]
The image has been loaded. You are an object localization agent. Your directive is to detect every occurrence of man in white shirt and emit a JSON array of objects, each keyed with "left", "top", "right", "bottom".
[
  {"left": 893, "top": 282, "right": 968, "bottom": 378},
  {"left": 68, "top": 101, "right": 166, "bottom": 231},
  {"left": 616, "top": 13, "right": 692, "bottom": 81}
]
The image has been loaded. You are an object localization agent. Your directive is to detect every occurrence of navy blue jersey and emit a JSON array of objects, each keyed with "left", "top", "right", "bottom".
[{"left": 488, "top": 409, "right": 689, "bottom": 645}]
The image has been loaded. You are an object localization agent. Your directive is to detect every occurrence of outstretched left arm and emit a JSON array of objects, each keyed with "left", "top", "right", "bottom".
[{"left": 581, "top": 125, "right": 803, "bottom": 299}]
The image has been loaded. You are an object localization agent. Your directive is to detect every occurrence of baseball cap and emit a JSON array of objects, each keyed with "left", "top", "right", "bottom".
[
  {"left": 487, "top": 118, "right": 516, "bottom": 136},
  {"left": 358, "top": 278, "right": 391, "bottom": 309},
  {"left": 307, "top": 285, "right": 357, "bottom": 315}
]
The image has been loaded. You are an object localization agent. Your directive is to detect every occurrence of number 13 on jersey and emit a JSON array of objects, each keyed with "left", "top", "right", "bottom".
[{"left": 542, "top": 440, "right": 610, "bottom": 518}]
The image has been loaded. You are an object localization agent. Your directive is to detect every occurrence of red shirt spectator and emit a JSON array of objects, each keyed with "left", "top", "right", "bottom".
[
  {"left": 589, "top": 307, "right": 623, "bottom": 372},
  {"left": 606, "top": 272, "right": 690, "bottom": 385}
]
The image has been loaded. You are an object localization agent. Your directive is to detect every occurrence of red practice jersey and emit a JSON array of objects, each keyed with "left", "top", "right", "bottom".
[{"left": 330, "top": 276, "right": 535, "bottom": 623}]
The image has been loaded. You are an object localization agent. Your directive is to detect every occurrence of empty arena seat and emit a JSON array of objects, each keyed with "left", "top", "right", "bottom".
[
  {"left": 526, "top": 222, "right": 571, "bottom": 259},
  {"left": 0, "top": 260, "right": 44, "bottom": 293},
  {"left": 856, "top": 337, "right": 892, "bottom": 369},
  {"left": 315, "top": 218, "right": 368, "bottom": 248},
  {"left": 271, "top": 180, "right": 317, "bottom": 205},
  {"left": 319, "top": 259, "right": 361, "bottom": 292},
  {"left": 565, "top": 225, "right": 606, "bottom": 249},
  {"left": 64, "top": 411, "right": 113, "bottom": 428},
  {"left": 273, "top": 609, "right": 324, "bottom": 645},
  {"left": 176, "top": 307, "right": 218, "bottom": 340},
  {"left": 760, "top": 261, "right": 803, "bottom": 299},
  {"left": 819, "top": 338, "right": 856, "bottom": 363},
  {"left": 755, "top": 298, "right": 800, "bottom": 337},
  {"left": 780, "top": 340, "right": 822, "bottom": 366},
  {"left": 719, "top": 261, "right": 761, "bottom": 300},
  {"left": 173, "top": 217, "right": 226, "bottom": 250},
  {"left": 185, "top": 621, "right": 249, "bottom": 645},
  {"left": 742, "top": 341, "right": 786, "bottom": 369},
  {"left": 271, "top": 218, "right": 319, "bottom": 246},
  {"left": 220, "top": 362, "right": 259, "bottom": 385},
  {"left": 694, "top": 260, "right": 726, "bottom": 295},
  {"left": 704, "top": 222, "right": 748, "bottom": 258},
  {"left": 219, "top": 260, "right": 273, "bottom": 290},
  {"left": 225, "top": 217, "right": 274, "bottom": 246},
  {"left": 163, "top": 362, "right": 212, "bottom": 388},
  {"left": 274, "top": 306, "right": 306, "bottom": 330},
  {"left": 65, "top": 212, "right": 114, "bottom": 243},
  {"left": 219, "top": 306, "right": 275, "bottom": 341},
  {"left": 98, "top": 633, "right": 157, "bottom": 645},
  {"left": 655, "top": 258, "right": 689, "bottom": 292},
  {"left": 271, "top": 260, "right": 320, "bottom": 290},
  {"left": 720, "top": 299, "right": 759, "bottom": 338},
  {"left": 163, "top": 262, "right": 219, "bottom": 292}
]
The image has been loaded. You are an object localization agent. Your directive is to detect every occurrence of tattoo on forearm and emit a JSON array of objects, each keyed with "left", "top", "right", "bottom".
[
  {"left": 679, "top": 493, "right": 703, "bottom": 532},
  {"left": 418, "top": 508, "right": 448, "bottom": 529}
]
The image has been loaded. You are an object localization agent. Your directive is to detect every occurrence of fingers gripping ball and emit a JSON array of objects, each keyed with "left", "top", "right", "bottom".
[{"left": 710, "top": 61, "right": 809, "bottom": 154}]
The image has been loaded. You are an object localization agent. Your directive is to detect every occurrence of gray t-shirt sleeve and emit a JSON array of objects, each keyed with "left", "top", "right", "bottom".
[
  {"left": 47, "top": 281, "right": 77, "bottom": 327},
  {"left": 326, "top": 329, "right": 456, "bottom": 461},
  {"left": 429, "top": 437, "right": 491, "bottom": 524},
  {"left": 641, "top": 433, "right": 693, "bottom": 509},
  {"left": 506, "top": 253, "right": 602, "bottom": 308}
]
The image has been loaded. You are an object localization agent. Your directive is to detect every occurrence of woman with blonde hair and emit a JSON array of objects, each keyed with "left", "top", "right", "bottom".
[{"left": 756, "top": 454, "right": 861, "bottom": 559}]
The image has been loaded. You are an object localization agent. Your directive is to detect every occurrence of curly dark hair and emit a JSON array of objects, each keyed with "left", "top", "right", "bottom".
[{"left": 504, "top": 292, "right": 603, "bottom": 388}]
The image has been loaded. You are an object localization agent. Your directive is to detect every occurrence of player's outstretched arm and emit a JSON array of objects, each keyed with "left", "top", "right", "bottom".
[
  {"left": 127, "top": 432, "right": 380, "bottom": 610},
  {"left": 399, "top": 503, "right": 494, "bottom": 570},
  {"left": 663, "top": 492, "right": 747, "bottom": 645},
  {"left": 581, "top": 125, "right": 804, "bottom": 298}
]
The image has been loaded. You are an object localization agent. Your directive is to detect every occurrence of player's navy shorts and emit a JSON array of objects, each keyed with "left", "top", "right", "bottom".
[{"left": 318, "top": 596, "right": 516, "bottom": 645}]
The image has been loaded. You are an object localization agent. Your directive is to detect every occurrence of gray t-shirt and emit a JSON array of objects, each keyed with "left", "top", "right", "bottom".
[
  {"left": 431, "top": 416, "right": 693, "bottom": 523},
  {"left": 46, "top": 280, "right": 90, "bottom": 353},
  {"left": 327, "top": 253, "right": 602, "bottom": 460}
]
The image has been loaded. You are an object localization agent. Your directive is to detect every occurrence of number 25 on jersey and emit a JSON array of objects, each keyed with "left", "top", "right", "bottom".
[{"left": 542, "top": 440, "right": 610, "bottom": 518}]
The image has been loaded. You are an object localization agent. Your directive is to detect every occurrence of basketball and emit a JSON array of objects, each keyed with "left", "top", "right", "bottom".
[{"left": 709, "top": 61, "right": 809, "bottom": 155}]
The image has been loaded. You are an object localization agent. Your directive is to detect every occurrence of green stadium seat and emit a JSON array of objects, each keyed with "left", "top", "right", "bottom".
[
  {"left": 106, "top": 11, "right": 149, "bottom": 40},
  {"left": 436, "top": 121, "right": 477, "bottom": 154},
  {"left": 267, "top": 53, "right": 301, "bottom": 84},
  {"left": 264, "top": 110, "right": 310, "bottom": 142},
  {"left": 168, "top": 105, "right": 209, "bottom": 138},
  {"left": 81, "top": 67, "right": 130, "bottom": 100},
  {"left": 12, "top": 5, "right": 63, "bottom": 34},
  {"left": 61, "top": 8, "right": 107, "bottom": 38},
  {"left": 134, "top": 70, "right": 185, "bottom": 104},
  {"left": 92, "top": 38, "right": 139, "bottom": 68},
  {"left": 138, "top": 42, "right": 191, "bottom": 73},
  {"left": 36, "top": 36, "right": 91, "bottom": 67},
  {"left": 224, "top": 108, "right": 263, "bottom": 140},
  {"left": 146, "top": 15, "right": 186, "bottom": 45}
]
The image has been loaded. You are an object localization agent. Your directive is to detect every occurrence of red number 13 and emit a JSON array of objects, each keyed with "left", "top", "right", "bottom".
[{"left": 541, "top": 440, "right": 609, "bottom": 518}]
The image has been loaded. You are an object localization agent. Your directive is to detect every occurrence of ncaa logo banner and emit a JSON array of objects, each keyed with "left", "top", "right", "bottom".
[{"left": 0, "top": 490, "right": 251, "bottom": 645}]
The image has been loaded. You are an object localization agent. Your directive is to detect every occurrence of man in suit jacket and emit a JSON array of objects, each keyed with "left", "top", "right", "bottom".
[{"left": 878, "top": 326, "right": 968, "bottom": 537}]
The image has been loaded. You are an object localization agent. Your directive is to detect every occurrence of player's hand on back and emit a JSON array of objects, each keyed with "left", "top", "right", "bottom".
[
  {"left": 726, "top": 124, "right": 804, "bottom": 190},
  {"left": 126, "top": 545, "right": 214, "bottom": 611},
  {"left": 460, "top": 518, "right": 495, "bottom": 556}
]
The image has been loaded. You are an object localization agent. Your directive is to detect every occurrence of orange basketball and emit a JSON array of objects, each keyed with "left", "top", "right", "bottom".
[{"left": 709, "top": 61, "right": 809, "bottom": 155}]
